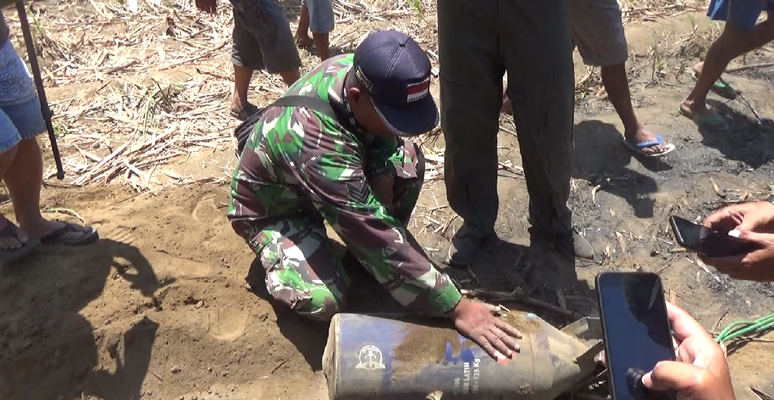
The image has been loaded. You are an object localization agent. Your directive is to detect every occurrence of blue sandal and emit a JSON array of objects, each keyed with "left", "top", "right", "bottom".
[{"left": 625, "top": 134, "right": 676, "bottom": 158}]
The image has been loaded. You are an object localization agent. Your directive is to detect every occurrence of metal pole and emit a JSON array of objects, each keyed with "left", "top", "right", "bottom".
[{"left": 15, "top": 1, "right": 64, "bottom": 180}]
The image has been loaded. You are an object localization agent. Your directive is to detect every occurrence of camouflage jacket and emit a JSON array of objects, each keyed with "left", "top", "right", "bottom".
[{"left": 228, "top": 54, "right": 462, "bottom": 317}]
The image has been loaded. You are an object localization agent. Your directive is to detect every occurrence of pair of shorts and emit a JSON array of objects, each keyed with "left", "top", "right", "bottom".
[
  {"left": 230, "top": 0, "right": 301, "bottom": 73},
  {"left": 569, "top": 0, "right": 629, "bottom": 67},
  {"left": 301, "top": 0, "right": 334, "bottom": 33},
  {"left": 707, "top": 0, "right": 774, "bottom": 31},
  {"left": 0, "top": 39, "right": 45, "bottom": 155}
]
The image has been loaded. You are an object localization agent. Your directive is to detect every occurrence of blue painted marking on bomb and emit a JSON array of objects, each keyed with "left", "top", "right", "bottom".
[
  {"left": 444, "top": 334, "right": 482, "bottom": 395},
  {"left": 444, "top": 335, "right": 476, "bottom": 364},
  {"left": 444, "top": 342, "right": 476, "bottom": 365}
]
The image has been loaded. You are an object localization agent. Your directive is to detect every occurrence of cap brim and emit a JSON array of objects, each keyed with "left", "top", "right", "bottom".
[{"left": 372, "top": 94, "right": 439, "bottom": 137}]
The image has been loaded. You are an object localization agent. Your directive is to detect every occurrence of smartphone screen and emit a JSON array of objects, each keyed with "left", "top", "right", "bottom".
[
  {"left": 597, "top": 272, "right": 675, "bottom": 400},
  {"left": 669, "top": 216, "right": 759, "bottom": 257}
]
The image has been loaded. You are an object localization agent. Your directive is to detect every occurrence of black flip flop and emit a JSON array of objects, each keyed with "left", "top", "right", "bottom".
[
  {"left": 230, "top": 103, "right": 261, "bottom": 121},
  {"left": 0, "top": 221, "right": 40, "bottom": 263},
  {"left": 41, "top": 223, "right": 99, "bottom": 246}
]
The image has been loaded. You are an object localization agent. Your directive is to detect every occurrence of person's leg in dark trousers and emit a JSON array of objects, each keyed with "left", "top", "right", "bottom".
[
  {"left": 438, "top": 0, "right": 503, "bottom": 266},
  {"left": 501, "top": 0, "right": 593, "bottom": 261},
  {"left": 440, "top": 0, "right": 594, "bottom": 267}
]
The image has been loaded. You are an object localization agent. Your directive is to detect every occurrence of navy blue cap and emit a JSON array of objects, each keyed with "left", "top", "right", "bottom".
[{"left": 353, "top": 30, "right": 438, "bottom": 137}]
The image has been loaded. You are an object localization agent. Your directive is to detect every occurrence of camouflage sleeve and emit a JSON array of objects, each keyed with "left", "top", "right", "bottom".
[
  {"left": 365, "top": 136, "right": 400, "bottom": 177},
  {"left": 294, "top": 136, "right": 461, "bottom": 317}
]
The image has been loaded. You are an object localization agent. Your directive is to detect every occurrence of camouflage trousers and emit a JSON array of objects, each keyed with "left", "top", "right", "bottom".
[{"left": 241, "top": 141, "right": 425, "bottom": 321}]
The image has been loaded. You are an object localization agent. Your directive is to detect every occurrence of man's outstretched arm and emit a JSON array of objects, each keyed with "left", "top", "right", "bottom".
[{"left": 298, "top": 150, "right": 461, "bottom": 316}]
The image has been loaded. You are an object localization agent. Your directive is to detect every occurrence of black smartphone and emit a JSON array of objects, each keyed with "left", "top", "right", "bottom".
[
  {"left": 669, "top": 216, "right": 760, "bottom": 258},
  {"left": 597, "top": 272, "right": 677, "bottom": 400}
]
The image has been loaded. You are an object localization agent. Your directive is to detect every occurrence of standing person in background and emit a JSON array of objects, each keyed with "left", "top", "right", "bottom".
[
  {"left": 0, "top": 11, "right": 98, "bottom": 262},
  {"left": 437, "top": 0, "right": 594, "bottom": 268},
  {"left": 680, "top": 0, "right": 774, "bottom": 130},
  {"left": 195, "top": 0, "right": 302, "bottom": 121},
  {"left": 295, "top": 0, "right": 334, "bottom": 61},
  {"left": 502, "top": 0, "right": 676, "bottom": 158}
]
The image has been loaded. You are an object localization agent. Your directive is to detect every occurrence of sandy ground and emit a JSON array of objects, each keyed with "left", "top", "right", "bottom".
[{"left": 0, "top": 4, "right": 773, "bottom": 400}]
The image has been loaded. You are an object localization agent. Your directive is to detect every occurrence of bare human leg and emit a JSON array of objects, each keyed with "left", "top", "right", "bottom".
[
  {"left": 692, "top": 18, "right": 774, "bottom": 77},
  {"left": 296, "top": 4, "right": 313, "bottom": 47},
  {"left": 682, "top": 19, "right": 774, "bottom": 122},
  {"left": 0, "top": 144, "right": 29, "bottom": 251},
  {"left": 601, "top": 63, "right": 671, "bottom": 155},
  {"left": 313, "top": 32, "right": 331, "bottom": 60},
  {"left": 231, "top": 65, "right": 297, "bottom": 116},
  {"left": 5, "top": 138, "right": 92, "bottom": 241},
  {"left": 231, "top": 64, "right": 254, "bottom": 114},
  {"left": 279, "top": 70, "right": 301, "bottom": 87}
]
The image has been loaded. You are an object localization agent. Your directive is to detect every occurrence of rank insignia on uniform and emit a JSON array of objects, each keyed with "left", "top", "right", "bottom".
[{"left": 346, "top": 179, "right": 371, "bottom": 204}]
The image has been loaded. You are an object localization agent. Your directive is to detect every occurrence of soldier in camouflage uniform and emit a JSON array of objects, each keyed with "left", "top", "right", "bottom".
[{"left": 229, "top": 30, "right": 522, "bottom": 361}]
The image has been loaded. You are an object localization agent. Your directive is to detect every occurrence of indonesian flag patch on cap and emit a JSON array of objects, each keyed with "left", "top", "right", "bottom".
[{"left": 406, "top": 78, "right": 430, "bottom": 103}]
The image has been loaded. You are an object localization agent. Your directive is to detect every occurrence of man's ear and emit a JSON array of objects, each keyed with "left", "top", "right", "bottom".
[{"left": 346, "top": 86, "right": 362, "bottom": 105}]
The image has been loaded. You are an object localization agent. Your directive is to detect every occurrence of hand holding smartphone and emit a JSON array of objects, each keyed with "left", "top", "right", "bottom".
[
  {"left": 669, "top": 216, "right": 761, "bottom": 258},
  {"left": 597, "top": 272, "right": 677, "bottom": 400}
]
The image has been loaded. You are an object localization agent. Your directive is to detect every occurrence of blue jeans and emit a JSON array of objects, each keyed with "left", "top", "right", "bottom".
[{"left": 0, "top": 39, "right": 45, "bottom": 155}]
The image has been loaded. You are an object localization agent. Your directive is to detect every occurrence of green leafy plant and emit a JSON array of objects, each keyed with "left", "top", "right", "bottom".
[{"left": 408, "top": 0, "right": 423, "bottom": 18}]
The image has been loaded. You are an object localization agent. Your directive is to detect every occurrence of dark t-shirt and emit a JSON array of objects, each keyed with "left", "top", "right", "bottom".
[{"left": 0, "top": 11, "right": 10, "bottom": 48}]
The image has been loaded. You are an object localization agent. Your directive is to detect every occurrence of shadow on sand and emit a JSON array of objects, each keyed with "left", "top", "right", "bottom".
[{"left": 0, "top": 239, "right": 169, "bottom": 400}]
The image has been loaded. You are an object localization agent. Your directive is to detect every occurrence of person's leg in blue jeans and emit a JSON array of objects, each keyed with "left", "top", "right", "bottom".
[{"left": 0, "top": 40, "right": 97, "bottom": 261}]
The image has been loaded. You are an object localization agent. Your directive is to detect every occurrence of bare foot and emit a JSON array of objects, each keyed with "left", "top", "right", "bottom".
[
  {"left": 679, "top": 98, "right": 728, "bottom": 130},
  {"left": 0, "top": 218, "right": 30, "bottom": 250},
  {"left": 680, "top": 98, "right": 711, "bottom": 120},
  {"left": 625, "top": 124, "right": 671, "bottom": 156}
]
